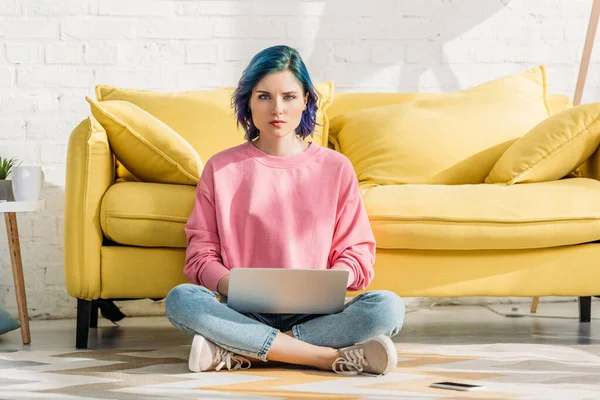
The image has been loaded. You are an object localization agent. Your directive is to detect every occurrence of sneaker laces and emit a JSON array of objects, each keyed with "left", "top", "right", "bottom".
[
  {"left": 332, "top": 348, "right": 369, "bottom": 375},
  {"left": 214, "top": 347, "right": 252, "bottom": 371}
]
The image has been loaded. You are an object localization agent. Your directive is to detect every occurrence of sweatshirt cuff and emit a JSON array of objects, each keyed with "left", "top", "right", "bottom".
[
  {"left": 330, "top": 263, "right": 356, "bottom": 289},
  {"left": 199, "top": 261, "right": 230, "bottom": 292}
]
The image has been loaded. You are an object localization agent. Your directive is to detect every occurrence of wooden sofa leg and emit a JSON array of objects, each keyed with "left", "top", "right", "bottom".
[
  {"left": 530, "top": 297, "right": 540, "bottom": 313},
  {"left": 76, "top": 299, "right": 92, "bottom": 349},
  {"left": 580, "top": 296, "right": 592, "bottom": 323},
  {"left": 90, "top": 301, "right": 98, "bottom": 329}
]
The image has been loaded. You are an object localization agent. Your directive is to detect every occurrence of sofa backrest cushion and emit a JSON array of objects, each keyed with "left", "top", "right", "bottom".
[
  {"left": 87, "top": 96, "right": 203, "bottom": 186},
  {"left": 95, "top": 82, "right": 335, "bottom": 166},
  {"left": 328, "top": 66, "right": 553, "bottom": 186},
  {"left": 486, "top": 102, "right": 600, "bottom": 184},
  {"left": 327, "top": 92, "right": 571, "bottom": 120}
]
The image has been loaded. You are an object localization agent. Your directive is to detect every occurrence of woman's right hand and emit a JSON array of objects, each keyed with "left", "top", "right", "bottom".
[{"left": 217, "top": 274, "right": 230, "bottom": 297}]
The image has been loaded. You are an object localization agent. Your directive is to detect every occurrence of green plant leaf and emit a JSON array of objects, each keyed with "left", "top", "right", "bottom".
[{"left": 0, "top": 156, "right": 22, "bottom": 180}]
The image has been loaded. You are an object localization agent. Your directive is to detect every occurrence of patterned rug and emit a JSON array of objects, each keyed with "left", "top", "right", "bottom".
[{"left": 1, "top": 343, "right": 600, "bottom": 399}]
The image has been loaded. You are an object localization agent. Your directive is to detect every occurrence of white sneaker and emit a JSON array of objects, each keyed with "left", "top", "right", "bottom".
[
  {"left": 188, "top": 335, "right": 252, "bottom": 372},
  {"left": 332, "top": 335, "right": 398, "bottom": 376}
]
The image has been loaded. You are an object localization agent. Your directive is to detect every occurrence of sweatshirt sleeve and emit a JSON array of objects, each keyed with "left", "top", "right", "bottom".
[
  {"left": 328, "top": 167, "right": 376, "bottom": 291},
  {"left": 183, "top": 162, "right": 230, "bottom": 292}
]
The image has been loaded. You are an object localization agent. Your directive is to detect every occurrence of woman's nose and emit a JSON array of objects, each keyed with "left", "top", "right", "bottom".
[{"left": 272, "top": 99, "right": 283, "bottom": 115}]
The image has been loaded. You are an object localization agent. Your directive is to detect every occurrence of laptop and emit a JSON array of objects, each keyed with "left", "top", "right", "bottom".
[{"left": 226, "top": 268, "right": 349, "bottom": 314}]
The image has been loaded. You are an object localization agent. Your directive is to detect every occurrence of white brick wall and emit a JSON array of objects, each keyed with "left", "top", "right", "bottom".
[
  {"left": 44, "top": 43, "right": 83, "bottom": 64},
  {"left": 0, "top": 0, "right": 598, "bottom": 320}
]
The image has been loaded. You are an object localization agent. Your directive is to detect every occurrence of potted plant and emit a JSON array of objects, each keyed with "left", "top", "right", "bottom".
[{"left": 0, "top": 157, "right": 21, "bottom": 201}]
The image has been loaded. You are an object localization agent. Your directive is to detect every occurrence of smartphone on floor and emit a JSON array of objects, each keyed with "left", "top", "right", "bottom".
[{"left": 429, "top": 381, "right": 485, "bottom": 391}]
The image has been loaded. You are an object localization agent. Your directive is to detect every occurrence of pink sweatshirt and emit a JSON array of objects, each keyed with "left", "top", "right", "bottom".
[{"left": 184, "top": 141, "right": 376, "bottom": 292}]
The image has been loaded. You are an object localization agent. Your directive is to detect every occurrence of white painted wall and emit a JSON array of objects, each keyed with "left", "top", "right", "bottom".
[{"left": 0, "top": 0, "right": 597, "bottom": 319}]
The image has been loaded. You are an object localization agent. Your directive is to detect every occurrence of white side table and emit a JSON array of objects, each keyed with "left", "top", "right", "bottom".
[{"left": 0, "top": 199, "right": 46, "bottom": 344}]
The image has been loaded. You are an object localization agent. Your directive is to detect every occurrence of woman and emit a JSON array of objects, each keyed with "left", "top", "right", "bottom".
[{"left": 165, "top": 45, "right": 405, "bottom": 376}]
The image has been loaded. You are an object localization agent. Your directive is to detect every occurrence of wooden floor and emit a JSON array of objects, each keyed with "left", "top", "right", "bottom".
[
  {"left": 1, "top": 300, "right": 599, "bottom": 351},
  {"left": 1, "top": 300, "right": 599, "bottom": 400}
]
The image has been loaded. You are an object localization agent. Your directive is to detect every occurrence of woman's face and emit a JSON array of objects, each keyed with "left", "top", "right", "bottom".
[{"left": 249, "top": 70, "right": 308, "bottom": 140}]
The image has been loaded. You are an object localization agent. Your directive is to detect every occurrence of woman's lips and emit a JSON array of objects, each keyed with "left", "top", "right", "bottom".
[{"left": 269, "top": 121, "right": 285, "bottom": 127}]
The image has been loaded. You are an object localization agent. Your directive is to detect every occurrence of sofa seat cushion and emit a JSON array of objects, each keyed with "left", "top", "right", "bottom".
[
  {"left": 100, "top": 182, "right": 195, "bottom": 248},
  {"left": 362, "top": 178, "right": 600, "bottom": 250}
]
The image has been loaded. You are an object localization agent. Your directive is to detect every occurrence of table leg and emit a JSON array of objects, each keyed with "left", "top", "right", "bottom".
[
  {"left": 530, "top": 297, "right": 540, "bottom": 314},
  {"left": 4, "top": 212, "right": 30, "bottom": 344}
]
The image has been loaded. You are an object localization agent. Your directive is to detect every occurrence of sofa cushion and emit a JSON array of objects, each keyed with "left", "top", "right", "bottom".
[
  {"left": 362, "top": 178, "right": 600, "bottom": 250},
  {"left": 103, "top": 178, "right": 600, "bottom": 252},
  {"left": 329, "top": 66, "right": 551, "bottom": 186},
  {"left": 486, "top": 103, "right": 600, "bottom": 185},
  {"left": 115, "top": 160, "right": 140, "bottom": 183},
  {"left": 100, "top": 182, "right": 195, "bottom": 248},
  {"left": 95, "top": 82, "right": 335, "bottom": 166},
  {"left": 87, "top": 97, "right": 203, "bottom": 186},
  {"left": 326, "top": 93, "right": 572, "bottom": 120}
]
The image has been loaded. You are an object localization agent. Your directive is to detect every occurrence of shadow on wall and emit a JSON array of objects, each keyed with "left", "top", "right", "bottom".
[
  {"left": 307, "top": 0, "right": 513, "bottom": 92},
  {"left": 223, "top": 0, "right": 512, "bottom": 92},
  {"left": 181, "top": 0, "right": 514, "bottom": 93}
]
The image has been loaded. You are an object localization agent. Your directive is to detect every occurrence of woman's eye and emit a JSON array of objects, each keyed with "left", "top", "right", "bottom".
[{"left": 257, "top": 94, "right": 296, "bottom": 100}]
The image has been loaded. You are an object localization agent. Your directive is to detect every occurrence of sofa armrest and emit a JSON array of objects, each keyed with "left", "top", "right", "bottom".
[{"left": 64, "top": 117, "right": 114, "bottom": 300}]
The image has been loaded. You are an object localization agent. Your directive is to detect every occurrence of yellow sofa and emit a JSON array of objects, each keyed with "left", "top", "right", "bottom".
[{"left": 65, "top": 81, "right": 600, "bottom": 349}]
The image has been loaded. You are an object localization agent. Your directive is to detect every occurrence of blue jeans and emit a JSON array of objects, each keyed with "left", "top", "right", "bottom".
[{"left": 165, "top": 284, "right": 405, "bottom": 362}]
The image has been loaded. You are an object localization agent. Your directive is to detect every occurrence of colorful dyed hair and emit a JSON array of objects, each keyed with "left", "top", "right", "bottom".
[{"left": 232, "top": 45, "right": 319, "bottom": 141}]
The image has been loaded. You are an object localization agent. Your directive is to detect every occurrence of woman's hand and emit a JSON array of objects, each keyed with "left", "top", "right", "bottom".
[{"left": 217, "top": 274, "right": 230, "bottom": 297}]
